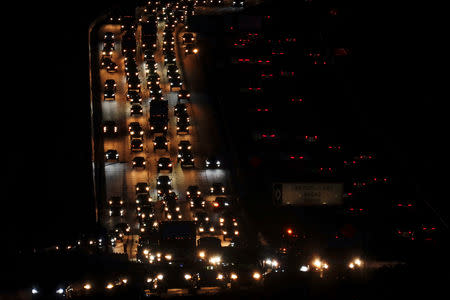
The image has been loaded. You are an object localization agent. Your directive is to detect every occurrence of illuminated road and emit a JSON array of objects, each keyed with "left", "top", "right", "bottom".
[{"left": 96, "top": 12, "right": 232, "bottom": 259}]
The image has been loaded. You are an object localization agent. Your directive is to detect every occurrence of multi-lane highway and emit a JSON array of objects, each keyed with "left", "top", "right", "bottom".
[{"left": 97, "top": 5, "right": 234, "bottom": 260}]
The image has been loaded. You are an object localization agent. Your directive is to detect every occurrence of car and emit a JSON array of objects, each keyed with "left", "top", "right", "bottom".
[
  {"left": 153, "top": 135, "right": 168, "bottom": 151},
  {"left": 147, "top": 73, "right": 160, "bottom": 85},
  {"left": 120, "top": 15, "right": 136, "bottom": 32},
  {"left": 228, "top": 264, "right": 263, "bottom": 289},
  {"left": 128, "top": 122, "right": 144, "bottom": 138},
  {"left": 177, "top": 148, "right": 190, "bottom": 162},
  {"left": 104, "top": 32, "right": 115, "bottom": 42},
  {"left": 102, "top": 121, "right": 118, "bottom": 135},
  {"left": 104, "top": 79, "right": 117, "bottom": 91},
  {"left": 105, "top": 149, "right": 119, "bottom": 160},
  {"left": 163, "top": 35, "right": 174, "bottom": 47},
  {"left": 156, "top": 176, "right": 173, "bottom": 199},
  {"left": 212, "top": 197, "right": 231, "bottom": 210},
  {"left": 113, "top": 223, "right": 132, "bottom": 239},
  {"left": 149, "top": 118, "right": 168, "bottom": 134},
  {"left": 132, "top": 157, "right": 146, "bottom": 168},
  {"left": 162, "top": 43, "right": 174, "bottom": 52},
  {"left": 163, "top": 194, "right": 182, "bottom": 220},
  {"left": 138, "top": 204, "right": 156, "bottom": 227},
  {"left": 103, "top": 86, "right": 115, "bottom": 101},
  {"left": 102, "top": 42, "right": 114, "bottom": 57},
  {"left": 394, "top": 225, "right": 416, "bottom": 241},
  {"left": 100, "top": 56, "right": 112, "bottom": 69},
  {"left": 143, "top": 49, "right": 155, "bottom": 60},
  {"left": 136, "top": 182, "right": 150, "bottom": 194},
  {"left": 184, "top": 43, "right": 198, "bottom": 55},
  {"left": 145, "top": 57, "right": 157, "bottom": 70},
  {"left": 167, "top": 64, "right": 179, "bottom": 76},
  {"left": 176, "top": 111, "right": 190, "bottom": 125},
  {"left": 205, "top": 156, "right": 222, "bottom": 168},
  {"left": 197, "top": 221, "right": 217, "bottom": 235},
  {"left": 123, "top": 51, "right": 136, "bottom": 64},
  {"left": 149, "top": 83, "right": 162, "bottom": 95},
  {"left": 127, "top": 91, "right": 143, "bottom": 104},
  {"left": 150, "top": 92, "right": 163, "bottom": 101},
  {"left": 169, "top": 77, "right": 183, "bottom": 89},
  {"left": 164, "top": 52, "right": 176, "bottom": 64},
  {"left": 193, "top": 211, "right": 209, "bottom": 223},
  {"left": 108, "top": 196, "right": 124, "bottom": 217},
  {"left": 218, "top": 212, "right": 239, "bottom": 229},
  {"left": 176, "top": 122, "right": 189, "bottom": 135},
  {"left": 174, "top": 103, "right": 187, "bottom": 116},
  {"left": 135, "top": 193, "right": 152, "bottom": 205},
  {"left": 186, "top": 185, "right": 201, "bottom": 199},
  {"left": 131, "top": 138, "right": 144, "bottom": 152},
  {"left": 157, "top": 157, "right": 173, "bottom": 172},
  {"left": 145, "top": 61, "right": 158, "bottom": 74},
  {"left": 232, "top": 1, "right": 245, "bottom": 8},
  {"left": 127, "top": 76, "right": 141, "bottom": 92},
  {"left": 180, "top": 150, "right": 194, "bottom": 168},
  {"left": 137, "top": 201, "right": 155, "bottom": 216},
  {"left": 178, "top": 141, "right": 192, "bottom": 151},
  {"left": 125, "top": 63, "right": 139, "bottom": 78},
  {"left": 177, "top": 90, "right": 191, "bottom": 102},
  {"left": 210, "top": 183, "right": 225, "bottom": 195},
  {"left": 138, "top": 208, "right": 157, "bottom": 230},
  {"left": 190, "top": 196, "right": 206, "bottom": 209},
  {"left": 105, "top": 59, "right": 118, "bottom": 73},
  {"left": 167, "top": 68, "right": 181, "bottom": 80},
  {"left": 131, "top": 104, "right": 143, "bottom": 116},
  {"left": 182, "top": 32, "right": 194, "bottom": 44},
  {"left": 31, "top": 280, "right": 69, "bottom": 299}
]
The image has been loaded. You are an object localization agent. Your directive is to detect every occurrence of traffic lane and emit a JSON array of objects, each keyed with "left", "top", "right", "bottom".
[
  {"left": 176, "top": 28, "right": 229, "bottom": 171},
  {"left": 99, "top": 24, "right": 150, "bottom": 233}
]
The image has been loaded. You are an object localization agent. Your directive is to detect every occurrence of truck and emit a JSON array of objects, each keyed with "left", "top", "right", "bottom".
[
  {"left": 141, "top": 22, "right": 157, "bottom": 48},
  {"left": 159, "top": 221, "right": 196, "bottom": 261},
  {"left": 149, "top": 100, "right": 168, "bottom": 118}
]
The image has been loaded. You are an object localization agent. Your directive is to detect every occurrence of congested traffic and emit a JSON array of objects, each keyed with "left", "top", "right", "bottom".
[{"left": 23, "top": 0, "right": 447, "bottom": 299}]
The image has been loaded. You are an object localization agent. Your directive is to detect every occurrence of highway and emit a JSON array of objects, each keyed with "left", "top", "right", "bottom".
[{"left": 97, "top": 8, "right": 233, "bottom": 260}]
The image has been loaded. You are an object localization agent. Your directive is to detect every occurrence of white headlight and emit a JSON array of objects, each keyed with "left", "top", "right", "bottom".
[
  {"left": 56, "top": 288, "right": 64, "bottom": 294},
  {"left": 32, "top": 288, "right": 39, "bottom": 294},
  {"left": 300, "top": 265, "right": 309, "bottom": 272}
]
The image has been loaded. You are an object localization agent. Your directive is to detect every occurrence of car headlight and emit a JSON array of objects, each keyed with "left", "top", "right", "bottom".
[
  {"left": 230, "top": 273, "right": 238, "bottom": 280},
  {"left": 349, "top": 258, "right": 363, "bottom": 269},
  {"left": 32, "top": 288, "right": 39, "bottom": 294},
  {"left": 157, "top": 274, "right": 164, "bottom": 280},
  {"left": 56, "top": 288, "right": 64, "bottom": 294},
  {"left": 83, "top": 283, "right": 92, "bottom": 290},
  {"left": 253, "top": 272, "right": 261, "bottom": 280},
  {"left": 106, "top": 283, "right": 114, "bottom": 289}
]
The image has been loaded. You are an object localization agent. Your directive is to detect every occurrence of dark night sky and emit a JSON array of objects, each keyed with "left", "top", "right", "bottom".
[{"left": 2, "top": 1, "right": 446, "bottom": 254}]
